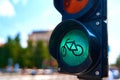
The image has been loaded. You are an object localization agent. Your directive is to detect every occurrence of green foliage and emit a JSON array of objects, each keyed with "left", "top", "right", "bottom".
[
  {"left": 0, "top": 46, "right": 8, "bottom": 67},
  {"left": 0, "top": 34, "right": 51, "bottom": 68},
  {"left": 34, "top": 40, "right": 50, "bottom": 68},
  {"left": 116, "top": 55, "right": 120, "bottom": 67}
]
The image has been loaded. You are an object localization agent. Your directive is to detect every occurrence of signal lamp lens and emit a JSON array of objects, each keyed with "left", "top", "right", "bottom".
[
  {"left": 60, "top": 29, "right": 89, "bottom": 67},
  {"left": 64, "top": 0, "right": 89, "bottom": 14}
]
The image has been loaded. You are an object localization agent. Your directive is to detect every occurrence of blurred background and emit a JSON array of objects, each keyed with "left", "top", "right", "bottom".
[{"left": 0, "top": 0, "right": 120, "bottom": 80}]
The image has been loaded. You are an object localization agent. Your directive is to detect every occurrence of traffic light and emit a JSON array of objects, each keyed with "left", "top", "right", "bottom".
[{"left": 49, "top": 0, "right": 108, "bottom": 79}]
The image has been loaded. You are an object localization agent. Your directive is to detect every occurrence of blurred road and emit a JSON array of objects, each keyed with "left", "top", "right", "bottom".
[
  {"left": 0, "top": 73, "right": 110, "bottom": 80},
  {"left": 0, "top": 69, "right": 117, "bottom": 80},
  {"left": 0, "top": 73, "right": 79, "bottom": 80}
]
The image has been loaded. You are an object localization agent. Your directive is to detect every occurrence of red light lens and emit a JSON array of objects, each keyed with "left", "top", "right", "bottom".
[{"left": 64, "top": 0, "right": 89, "bottom": 14}]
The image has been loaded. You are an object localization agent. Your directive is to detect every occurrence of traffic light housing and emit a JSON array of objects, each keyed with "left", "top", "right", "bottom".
[{"left": 49, "top": 0, "right": 108, "bottom": 79}]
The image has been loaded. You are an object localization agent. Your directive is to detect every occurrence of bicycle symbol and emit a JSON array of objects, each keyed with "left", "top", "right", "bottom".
[{"left": 61, "top": 38, "right": 83, "bottom": 57}]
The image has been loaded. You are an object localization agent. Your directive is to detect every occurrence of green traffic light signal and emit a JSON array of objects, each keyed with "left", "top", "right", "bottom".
[{"left": 60, "top": 29, "right": 89, "bottom": 67}]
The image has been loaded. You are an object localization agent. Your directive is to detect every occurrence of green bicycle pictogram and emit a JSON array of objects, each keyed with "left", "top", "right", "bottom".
[{"left": 61, "top": 38, "right": 83, "bottom": 57}]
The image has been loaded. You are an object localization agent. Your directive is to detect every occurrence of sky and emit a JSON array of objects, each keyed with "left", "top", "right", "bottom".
[{"left": 0, "top": 0, "right": 120, "bottom": 64}]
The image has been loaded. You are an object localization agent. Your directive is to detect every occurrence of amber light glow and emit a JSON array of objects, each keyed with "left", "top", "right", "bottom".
[{"left": 64, "top": 0, "right": 89, "bottom": 14}]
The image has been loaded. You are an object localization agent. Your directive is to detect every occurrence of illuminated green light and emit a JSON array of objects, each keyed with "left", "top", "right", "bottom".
[{"left": 60, "top": 30, "right": 89, "bottom": 67}]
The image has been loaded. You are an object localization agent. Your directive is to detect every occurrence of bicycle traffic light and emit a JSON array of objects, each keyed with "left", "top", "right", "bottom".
[{"left": 49, "top": 0, "right": 108, "bottom": 79}]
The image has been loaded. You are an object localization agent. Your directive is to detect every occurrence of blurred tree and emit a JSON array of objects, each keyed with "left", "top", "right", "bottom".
[
  {"left": 116, "top": 55, "right": 120, "bottom": 67},
  {"left": 22, "top": 40, "right": 35, "bottom": 68},
  {"left": 34, "top": 40, "right": 50, "bottom": 68},
  {"left": 0, "top": 36, "right": 14, "bottom": 68},
  {"left": 0, "top": 34, "right": 51, "bottom": 68},
  {"left": 0, "top": 34, "right": 22, "bottom": 67},
  {"left": 14, "top": 33, "right": 22, "bottom": 63},
  {"left": 7, "top": 34, "right": 22, "bottom": 64},
  {"left": 0, "top": 46, "right": 8, "bottom": 68}
]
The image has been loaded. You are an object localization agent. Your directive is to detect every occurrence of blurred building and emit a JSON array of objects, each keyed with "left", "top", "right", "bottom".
[
  {"left": 28, "top": 30, "right": 52, "bottom": 46},
  {"left": 0, "top": 43, "right": 4, "bottom": 47}
]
